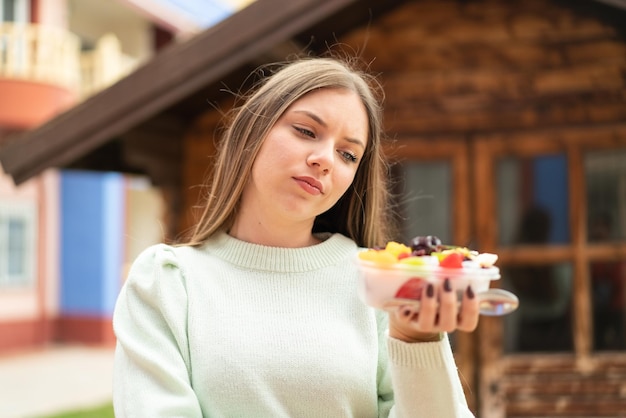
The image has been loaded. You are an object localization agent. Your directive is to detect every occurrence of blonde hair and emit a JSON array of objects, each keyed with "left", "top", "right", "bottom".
[{"left": 185, "top": 57, "right": 393, "bottom": 248}]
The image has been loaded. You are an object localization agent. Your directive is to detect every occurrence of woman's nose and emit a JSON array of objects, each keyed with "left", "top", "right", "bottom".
[{"left": 308, "top": 146, "right": 333, "bottom": 173}]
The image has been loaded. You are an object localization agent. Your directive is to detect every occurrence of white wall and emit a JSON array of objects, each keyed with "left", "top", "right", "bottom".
[
  {"left": 67, "top": 0, "right": 152, "bottom": 62},
  {"left": 34, "top": 0, "right": 68, "bottom": 27},
  {"left": 0, "top": 167, "right": 60, "bottom": 321},
  {"left": 123, "top": 176, "right": 166, "bottom": 280}
]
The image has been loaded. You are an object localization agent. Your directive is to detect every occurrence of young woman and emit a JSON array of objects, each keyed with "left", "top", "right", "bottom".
[{"left": 112, "top": 57, "right": 479, "bottom": 417}]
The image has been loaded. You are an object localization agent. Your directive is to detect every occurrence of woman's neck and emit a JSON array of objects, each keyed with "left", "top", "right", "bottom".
[{"left": 228, "top": 217, "right": 321, "bottom": 248}]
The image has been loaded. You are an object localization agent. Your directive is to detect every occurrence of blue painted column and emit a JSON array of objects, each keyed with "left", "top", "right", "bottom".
[{"left": 60, "top": 170, "right": 125, "bottom": 343}]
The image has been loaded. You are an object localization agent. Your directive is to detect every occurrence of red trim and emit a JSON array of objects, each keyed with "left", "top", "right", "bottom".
[
  {"left": 30, "top": 0, "right": 39, "bottom": 24},
  {"left": 56, "top": 316, "right": 116, "bottom": 347},
  {"left": 0, "top": 315, "right": 115, "bottom": 353},
  {"left": 154, "top": 24, "right": 174, "bottom": 51},
  {"left": 36, "top": 174, "right": 53, "bottom": 345},
  {"left": 0, "top": 318, "right": 49, "bottom": 352}
]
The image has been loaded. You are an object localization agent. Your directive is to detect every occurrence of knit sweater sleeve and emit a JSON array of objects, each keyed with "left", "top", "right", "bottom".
[
  {"left": 375, "top": 311, "right": 474, "bottom": 417},
  {"left": 112, "top": 244, "right": 202, "bottom": 418},
  {"left": 387, "top": 334, "right": 474, "bottom": 417},
  {"left": 376, "top": 310, "right": 394, "bottom": 417}
]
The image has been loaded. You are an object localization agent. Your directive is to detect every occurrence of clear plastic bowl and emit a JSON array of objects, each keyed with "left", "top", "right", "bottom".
[{"left": 355, "top": 257, "right": 501, "bottom": 310}]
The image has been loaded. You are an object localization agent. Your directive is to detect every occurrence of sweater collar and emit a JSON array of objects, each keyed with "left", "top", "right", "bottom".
[{"left": 202, "top": 232, "right": 357, "bottom": 273}]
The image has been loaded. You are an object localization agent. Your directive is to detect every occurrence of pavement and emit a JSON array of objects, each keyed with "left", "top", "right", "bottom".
[{"left": 0, "top": 344, "right": 115, "bottom": 418}]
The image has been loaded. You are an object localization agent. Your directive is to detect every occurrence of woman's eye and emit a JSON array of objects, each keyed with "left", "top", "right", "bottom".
[
  {"left": 340, "top": 151, "right": 358, "bottom": 163},
  {"left": 294, "top": 126, "right": 315, "bottom": 138}
]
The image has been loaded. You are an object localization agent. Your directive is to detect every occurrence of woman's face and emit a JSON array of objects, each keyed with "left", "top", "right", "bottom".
[{"left": 242, "top": 87, "right": 369, "bottom": 227}]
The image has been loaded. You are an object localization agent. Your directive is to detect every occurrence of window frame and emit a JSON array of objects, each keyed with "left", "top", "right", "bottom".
[
  {"left": 0, "top": 200, "right": 37, "bottom": 288},
  {"left": 0, "top": 0, "right": 29, "bottom": 23}
]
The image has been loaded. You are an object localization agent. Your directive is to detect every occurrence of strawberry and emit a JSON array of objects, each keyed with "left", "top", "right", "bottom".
[
  {"left": 439, "top": 252, "right": 464, "bottom": 269},
  {"left": 394, "top": 278, "right": 425, "bottom": 300},
  {"left": 397, "top": 252, "right": 411, "bottom": 260}
]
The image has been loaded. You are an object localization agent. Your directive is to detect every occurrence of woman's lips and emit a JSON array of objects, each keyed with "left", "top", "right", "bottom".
[{"left": 294, "top": 176, "right": 324, "bottom": 195}]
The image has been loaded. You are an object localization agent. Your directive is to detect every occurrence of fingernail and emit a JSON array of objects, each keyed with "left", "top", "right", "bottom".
[
  {"left": 466, "top": 285, "right": 475, "bottom": 299},
  {"left": 443, "top": 278, "right": 452, "bottom": 292},
  {"left": 426, "top": 283, "right": 435, "bottom": 298}
]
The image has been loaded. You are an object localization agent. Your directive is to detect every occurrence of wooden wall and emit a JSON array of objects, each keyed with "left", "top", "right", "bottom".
[
  {"left": 340, "top": 0, "right": 626, "bottom": 138},
  {"left": 338, "top": 0, "right": 626, "bottom": 416},
  {"left": 180, "top": 110, "right": 221, "bottom": 238},
  {"left": 182, "top": 0, "right": 626, "bottom": 416},
  {"left": 503, "top": 355, "right": 626, "bottom": 417},
  {"left": 183, "top": 0, "right": 626, "bottom": 218}
]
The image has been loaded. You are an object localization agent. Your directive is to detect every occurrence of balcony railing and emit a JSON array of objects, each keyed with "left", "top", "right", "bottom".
[
  {"left": 0, "top": 23, "right": 81, "bottom": 90},
  {"left": 79, "top": 33, "right": 137, "bottom": 98},
  {"left": 0, "top": 23, "right": 137, "bottom": 99}
]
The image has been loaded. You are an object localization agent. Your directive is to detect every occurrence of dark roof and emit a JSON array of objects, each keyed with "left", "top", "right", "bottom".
[{"left": 0, "top": 0, "right": 403, "bottom": 184}]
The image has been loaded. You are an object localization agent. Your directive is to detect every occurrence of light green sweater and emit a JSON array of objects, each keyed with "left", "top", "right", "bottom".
[{"left": 113, "top": 232, "right": 473, "bottom": 417}]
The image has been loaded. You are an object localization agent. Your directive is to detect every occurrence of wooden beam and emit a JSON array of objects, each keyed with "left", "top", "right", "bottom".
[{"left": 473, "top": 138, "right": 506, "bottom": 418}]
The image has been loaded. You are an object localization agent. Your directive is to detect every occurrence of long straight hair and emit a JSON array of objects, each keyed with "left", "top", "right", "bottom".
[{"left": 185, "top": 57, "right": 394, "bottom": 248}]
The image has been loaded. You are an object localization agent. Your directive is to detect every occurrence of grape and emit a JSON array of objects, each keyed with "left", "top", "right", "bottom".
[{"left": 409, "top": 235, "right": 442, "bottom": 255}]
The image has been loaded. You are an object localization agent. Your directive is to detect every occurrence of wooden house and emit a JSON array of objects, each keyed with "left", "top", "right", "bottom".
[{"left": 1, "top": 0, "right": 625, "bottom": 416}]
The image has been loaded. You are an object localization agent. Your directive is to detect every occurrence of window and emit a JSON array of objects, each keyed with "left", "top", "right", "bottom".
[
  {"left": 0, "top": 0, "right": 29, "bottom": 22},
  {"left": 585, "top": 148, "right": 626, "bottom": 351},
  {"left": 502, "top": 262, "right": 574, "bottom": 353},
  {"left": 396, "top": 161, "right": 453, "bottom": 244},
  {"left": 496, "top": 153, "right": 574, "bottom": 353},
  {"left": 497, "top": 154, "right": 570, "bottom": 246},
  {"left": 0, "top": 201, "right": 37, "bottom": 288},
  {"left": 0, "top": 0, "right": 30, "bottom": 77},
  {"left": 586, "top": 149, "right": 626, "bottom": 243}
]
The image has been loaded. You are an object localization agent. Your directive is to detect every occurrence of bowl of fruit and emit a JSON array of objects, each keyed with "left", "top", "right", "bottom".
[{"left": 356, "top": 236, "right": 518, "bottom": 316}]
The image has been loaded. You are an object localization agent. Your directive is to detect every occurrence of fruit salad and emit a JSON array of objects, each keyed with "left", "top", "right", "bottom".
[
  {"left": 357, "top": 235, "right": 498, "bottom": 270},
  {"left": 355, "top": 235, "right": 501, "bottom": 310}
]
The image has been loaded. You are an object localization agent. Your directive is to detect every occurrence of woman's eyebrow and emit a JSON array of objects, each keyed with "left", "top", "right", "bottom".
[
  {"left": 294, "top": 110, "right": 366, "bottom": 149},
  {"left": 295, "top": 110, "right": 327, "bottom": 127}
]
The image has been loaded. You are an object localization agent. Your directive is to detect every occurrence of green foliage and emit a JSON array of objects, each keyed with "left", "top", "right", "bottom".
[{"left": 34, "top": 403, "right": 114, "bottom": 418}]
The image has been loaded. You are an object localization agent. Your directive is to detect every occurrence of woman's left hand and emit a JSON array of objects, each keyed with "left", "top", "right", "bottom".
[{"left": 387, "top": 279, "right": 480, "bottom": 343}]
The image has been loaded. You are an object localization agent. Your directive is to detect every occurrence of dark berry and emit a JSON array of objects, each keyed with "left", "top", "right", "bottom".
[{"left": 409, "top": 235, "right": 442, "bottom": 255}]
